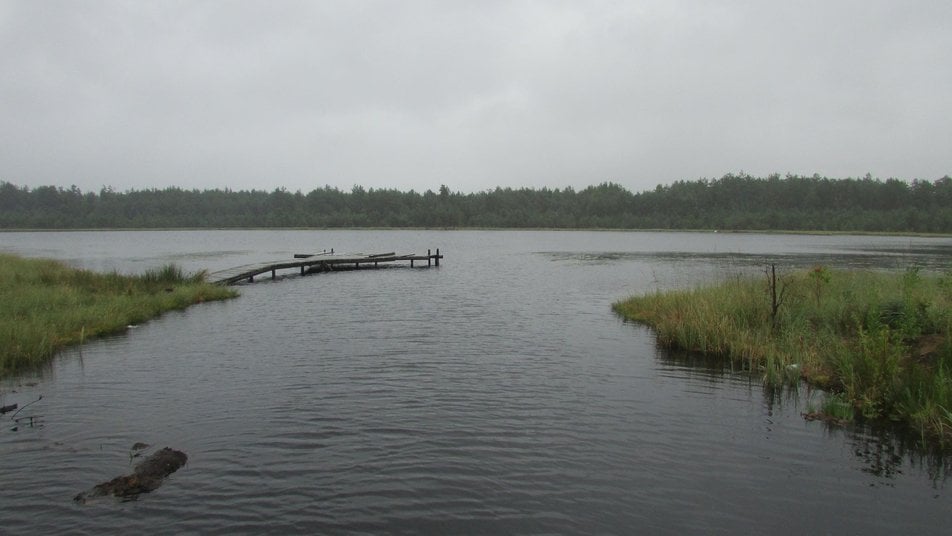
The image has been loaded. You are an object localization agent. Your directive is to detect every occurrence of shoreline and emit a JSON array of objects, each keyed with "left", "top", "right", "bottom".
[
  {"left": 0, "top": 254, "right": 237, "bottom": 379},
  {"left": 613, "top": 267, "right": 952, "bottom": 448}
]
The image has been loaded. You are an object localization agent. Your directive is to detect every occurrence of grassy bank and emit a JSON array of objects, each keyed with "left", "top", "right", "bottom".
[
  {"left": 0, "top": 253, "right": 237, "bottom": 378},
  {"left": 613, "top": 267, "right": 952, "bottom": 445}
]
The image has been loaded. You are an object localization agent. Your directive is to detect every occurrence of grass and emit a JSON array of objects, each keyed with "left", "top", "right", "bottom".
[
  {"left": 0, "top": 253, "right": 237, "bottom": 378},
  {"left": 613, "top": 266, "right": 952, "bottom": 447}
]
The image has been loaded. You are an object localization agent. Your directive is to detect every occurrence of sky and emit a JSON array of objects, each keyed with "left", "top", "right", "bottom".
[{"left": 1, "top": 0, "right": 950, "bottom": 195}]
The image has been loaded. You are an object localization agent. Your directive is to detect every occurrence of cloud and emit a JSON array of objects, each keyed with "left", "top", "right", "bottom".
[{"left": 1, "top": 0, "right": 950, "bottom": 194}]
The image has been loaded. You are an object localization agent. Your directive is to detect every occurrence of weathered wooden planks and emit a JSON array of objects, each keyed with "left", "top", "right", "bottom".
[{"left": 207, "top": 249, "right": 442, "bottom": 285}]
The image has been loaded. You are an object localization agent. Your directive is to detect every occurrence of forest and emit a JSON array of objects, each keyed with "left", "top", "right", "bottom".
[{"left": 1, "top": 173, "right": 951, "bottom": 233}]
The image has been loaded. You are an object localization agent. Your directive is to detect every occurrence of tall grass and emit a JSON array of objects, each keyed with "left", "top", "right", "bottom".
[
  {"left": 613, "top": 267, "right": 952, "bottom": 446},
  {"left": 0, "top": 253, "right": 236, "bottom": 377}
]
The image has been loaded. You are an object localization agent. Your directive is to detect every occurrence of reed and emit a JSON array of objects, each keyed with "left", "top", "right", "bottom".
[
  {"left": 0, "top": 253, "right": 236, "bottom": 377},
  {"left": 613, "top": 267, "right": 952, "bottom": 445}
]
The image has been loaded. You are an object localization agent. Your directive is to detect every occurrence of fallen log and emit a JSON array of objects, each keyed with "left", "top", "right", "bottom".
[
  {"left": 0, "top": 403, "right": 16, "bottom": 414},
  {"left": 74, "top": 447, "right": 188, "bottom": 503}
]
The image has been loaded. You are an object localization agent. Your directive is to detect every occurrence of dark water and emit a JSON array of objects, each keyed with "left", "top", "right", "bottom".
[{"left": 1, "top": 230, "right": 951, "bottom": 534}]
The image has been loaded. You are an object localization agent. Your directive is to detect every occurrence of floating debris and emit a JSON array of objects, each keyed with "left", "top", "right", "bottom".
[{"left": 8, "top": 395, "right": 43, "bottom": 430}]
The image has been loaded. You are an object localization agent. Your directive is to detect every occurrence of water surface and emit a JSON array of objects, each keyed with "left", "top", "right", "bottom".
[{"left": 1, "top": 230, "right": 950, "bottom": 534}]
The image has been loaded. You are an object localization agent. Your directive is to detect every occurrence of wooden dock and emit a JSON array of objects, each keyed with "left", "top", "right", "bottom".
[{"left": 207, "top": 249, "right": 442, "bottom": 285}]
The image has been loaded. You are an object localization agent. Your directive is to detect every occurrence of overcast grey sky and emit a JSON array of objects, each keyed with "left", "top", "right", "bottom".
[{"left": 1, "top": 0, "right": 950, "bottom": 194}]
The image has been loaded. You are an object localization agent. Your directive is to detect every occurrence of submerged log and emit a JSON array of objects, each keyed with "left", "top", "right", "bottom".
[
  {"left": 0, "top": 403, "right": 17, "bottom": 414},
  {"left": 74, "top": 447, "right": 188, "bottom": 503}
]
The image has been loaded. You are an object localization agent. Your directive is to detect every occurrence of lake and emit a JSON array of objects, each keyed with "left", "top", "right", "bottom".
[{"left": 1, "top": 230, "right": 951, "bottom": 534}]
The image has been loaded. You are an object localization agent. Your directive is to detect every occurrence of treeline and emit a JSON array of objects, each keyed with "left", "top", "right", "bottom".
[{"left": 1, "top": 173, "right": 951, "bottom": 232}]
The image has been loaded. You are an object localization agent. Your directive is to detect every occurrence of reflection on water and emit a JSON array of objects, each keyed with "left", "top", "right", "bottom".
[
  {"left": 653, "top": 346, "right": 750, "bottom": 381},
  {"left": 849, "top": 421, "right": 951, "bottom": 487},
  {"left": 652, "top": 309, "right": 952, "bottom": 492},
  {"left": 1, "top": 230, "right": 952, "bottom": 534}
]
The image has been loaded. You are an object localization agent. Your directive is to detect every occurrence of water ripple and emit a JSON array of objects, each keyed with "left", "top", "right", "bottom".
[{"left": 3, "top": 230, "right": 952, "bottom": 534}]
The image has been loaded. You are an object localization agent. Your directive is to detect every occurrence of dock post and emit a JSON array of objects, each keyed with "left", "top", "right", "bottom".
[
  {"left": 436, "top": 248, "right": 440, "bottom": 267},
  {"left": 355, "top": 262, "right": 359, "bottom": 270},
  {"left": 301, "top": 265, "right": 305, "bottom": 275},
  {"left": 271, "top": 269, "right": 276, "bottom": 280},
  {"left": 248, "top": 276, "right": 254, "bottom": 283},
  {"left": 428, "top": 249, "right": 432, "bottom": 267},
  {"left": 411, "top": 259, "right": 414, "bottom": 267}
]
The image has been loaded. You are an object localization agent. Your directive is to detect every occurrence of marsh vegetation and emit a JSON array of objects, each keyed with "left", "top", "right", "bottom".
[
  {"left": 613, "top": 266, "right": 952, "bottom": 445},
  {"left": 0, "top": 253, "right": 236, "bottom": 377}
]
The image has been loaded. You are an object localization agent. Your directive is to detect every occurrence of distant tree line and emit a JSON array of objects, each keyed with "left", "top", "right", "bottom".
[{"left": 1, "top": 173, "right": 951, "bottom": 232}]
